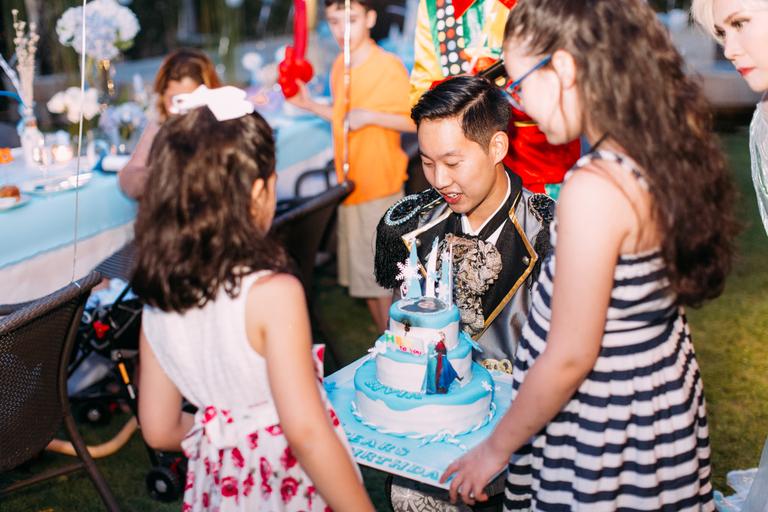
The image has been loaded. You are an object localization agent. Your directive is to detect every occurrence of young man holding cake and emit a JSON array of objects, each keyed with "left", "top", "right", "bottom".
[{"left": 375, "top": 74, "right": 550, "bottom": 511}]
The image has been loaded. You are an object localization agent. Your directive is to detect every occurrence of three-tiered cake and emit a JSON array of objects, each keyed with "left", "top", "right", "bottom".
[{"left": 352, "top": 240, "right": 494, "bottom": 436}]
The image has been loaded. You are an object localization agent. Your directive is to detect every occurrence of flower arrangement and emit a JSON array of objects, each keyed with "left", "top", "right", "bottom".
[
  {"left": 56, "top": 0, "right": 140, "bottom": 61},
  {"left": 98, "top": 102, "right": 147, "bottom": 152},
  {"left": 47, "top": 87, "right": 101, "bottom": 124}
]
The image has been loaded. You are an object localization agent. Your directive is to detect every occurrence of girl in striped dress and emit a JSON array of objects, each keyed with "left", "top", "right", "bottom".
[{"left": 441, "top": 0, "right": 739, "bottom": 510}]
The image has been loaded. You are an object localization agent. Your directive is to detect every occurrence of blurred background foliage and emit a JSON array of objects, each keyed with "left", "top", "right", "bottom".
[
  {"left": 0, "top": 0, "right": 296, "bottom": 76},
  {"left": 0, "top": 0, "right": 694, "bottom": 77}
]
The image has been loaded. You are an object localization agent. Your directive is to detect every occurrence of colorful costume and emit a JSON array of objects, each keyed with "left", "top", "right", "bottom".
[{"left": 410, "top": 0, "right": 581, "bottom": 193}]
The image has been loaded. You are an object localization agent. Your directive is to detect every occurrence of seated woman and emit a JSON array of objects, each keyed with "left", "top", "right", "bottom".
[{"left": 118, "top": 48, "right": 221, "bottom": 199}]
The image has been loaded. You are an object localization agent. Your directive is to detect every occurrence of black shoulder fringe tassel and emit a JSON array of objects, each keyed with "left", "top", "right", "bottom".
[
  {"left": 529, "top": 194, "right": 556, "bottom": 284},
  {"left": 374, "top": 189, "right": 440, "bottom": 289}
]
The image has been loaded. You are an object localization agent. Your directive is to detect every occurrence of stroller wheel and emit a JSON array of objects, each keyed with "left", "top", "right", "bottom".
[
  {"left": 76, "top": 402, "right": 111, "bottom": 426},
  {"left": 146, "top": 465, "right": 183, "bottom": 502}
]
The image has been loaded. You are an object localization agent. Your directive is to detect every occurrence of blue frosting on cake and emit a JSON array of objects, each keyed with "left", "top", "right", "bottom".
[
  {"left": 354, "top": 359, "right": 494, "bottom": 411},
  {"left": 389, "top": 297, "right": 460, "bottom": 329}
]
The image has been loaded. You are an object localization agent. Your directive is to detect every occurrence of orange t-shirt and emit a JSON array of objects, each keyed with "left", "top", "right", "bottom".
[{"left": 330, "top": 45, "right": 410, "bottom": 205}]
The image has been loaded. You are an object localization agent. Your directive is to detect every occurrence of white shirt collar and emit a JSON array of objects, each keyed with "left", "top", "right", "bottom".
[{"left": 460, "top": 172, "right": 511, "bottom": 237}]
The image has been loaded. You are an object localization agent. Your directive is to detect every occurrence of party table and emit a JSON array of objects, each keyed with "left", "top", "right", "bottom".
[
  {"left": 0, "top": 112, "right": 333, "bottom": 304},
  {"left": 0, "top": 150, "right": 136, "bottom": 303}
]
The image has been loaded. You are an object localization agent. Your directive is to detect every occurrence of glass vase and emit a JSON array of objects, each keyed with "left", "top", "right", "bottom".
[{"left": 19, "top": 108, "right": 44, "bottom": 168}]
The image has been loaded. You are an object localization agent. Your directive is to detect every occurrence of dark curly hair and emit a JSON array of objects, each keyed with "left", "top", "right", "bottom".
[
  {"left": 131, "top": 107, "right": 289, "bottom": 313},
  {"left": 505, "top": 0, "right": 739, "bottom": 307},
  {"left": 411, "top": 75, "right": 510, "bottom": 150}
]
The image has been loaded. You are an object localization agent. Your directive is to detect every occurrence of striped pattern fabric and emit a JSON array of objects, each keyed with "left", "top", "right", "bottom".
[{"left": 504, "top": 151, "right": 714, "bottom": 511}]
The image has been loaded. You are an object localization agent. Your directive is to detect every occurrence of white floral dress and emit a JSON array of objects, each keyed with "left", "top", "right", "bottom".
[{"left": 142, "top": 271, "right": 353, "bottom": 511}]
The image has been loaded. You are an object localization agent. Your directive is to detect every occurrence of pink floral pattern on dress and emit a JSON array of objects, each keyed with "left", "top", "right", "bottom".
[
  {"left": 232, "top": 448, "right": 244, "bottom": 469},
  {"left": 179, "top": 346, "right": 352, "bottom": 511},
  {"left": 248, "top": 431, "right": 259, "bottom": 450},
  {"left": 280, "top": 446, "right": 297, "bottom": 470},
  {"left": 280, "top": 476, "right": 300, "bottom": 503}
]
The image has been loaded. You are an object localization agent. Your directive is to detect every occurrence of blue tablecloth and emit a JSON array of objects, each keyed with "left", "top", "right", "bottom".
[
  {"left": 0, "top": 114, "right": 333, "bottom": 271},
  {"left": 274, "top": 115, "right": 332, "bottom": 170},
  {"left": 0, "top": 169, "right": 136, "bottom": 269}
]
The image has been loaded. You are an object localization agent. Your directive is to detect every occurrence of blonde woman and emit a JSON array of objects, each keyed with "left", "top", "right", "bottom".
[
  {"left": 693, "top": 0, "right": 768, "bottom": 236},
  {"left": 696, "top": 4, "right": 768, "bottom": 510}
]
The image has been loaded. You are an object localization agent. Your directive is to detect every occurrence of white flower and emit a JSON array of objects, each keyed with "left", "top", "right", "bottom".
[
  {"left": 81, "top": 89, "right": 102, "bottom": 120},
  {"left": 114, "top": 7, "right": 139, "bottom": 42},
  {"left": 49, "top": 87, "right": 101, "bottom": 123},
  {"left": 55, "top": 7, "right": 82, "bottom": 46},
  {"left": 481, "top": 380, "right": 493, "bottom": 392},
  {"left": 47, "top": 91, "right": 67, "bottom": 114},
  {"left": 55, "top": 0, "right": 140, "bottom": 60}
]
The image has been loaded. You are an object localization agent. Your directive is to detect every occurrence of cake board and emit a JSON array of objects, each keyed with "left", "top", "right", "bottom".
[{"left": 325, "top": 356, "right": 514, "bottom": 490}]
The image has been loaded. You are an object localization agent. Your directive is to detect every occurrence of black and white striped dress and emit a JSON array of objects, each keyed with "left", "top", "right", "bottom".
[{"left": 505, "top": 151, "right": 714, "bottom": 511}]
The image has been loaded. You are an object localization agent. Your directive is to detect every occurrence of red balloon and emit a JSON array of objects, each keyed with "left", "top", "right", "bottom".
[
  {"left": 294, "top": 59, "right": 314, "bottom": 83},
  {"left": 279, "top": 75, "right": 299, "bottom": 98},
  {"left": 278, "top": 0, "right": 314, "bottom": 99}
]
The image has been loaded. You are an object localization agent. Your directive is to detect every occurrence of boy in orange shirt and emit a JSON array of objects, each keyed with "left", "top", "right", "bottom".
[{"left": 289, "top": 0, "right": 415, "bottom": 332}]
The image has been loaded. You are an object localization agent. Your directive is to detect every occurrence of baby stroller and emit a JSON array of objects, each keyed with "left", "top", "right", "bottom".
[{"left": 48, "top": 279, "right": 189, "bottom": 502}]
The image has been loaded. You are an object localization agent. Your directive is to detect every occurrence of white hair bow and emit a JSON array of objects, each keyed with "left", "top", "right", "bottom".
[{"left": 169, "top": 85, "right": 255, "bottom": 121}]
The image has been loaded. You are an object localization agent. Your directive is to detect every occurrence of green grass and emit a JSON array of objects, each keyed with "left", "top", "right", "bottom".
[
  {"left": 688, "top": 129, "right": 768, "bottom": 492},
  {"left": 2, "top": 129, "right": 766, "bottom": 510}
]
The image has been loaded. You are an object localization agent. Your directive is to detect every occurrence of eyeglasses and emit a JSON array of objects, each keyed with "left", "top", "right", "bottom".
[{"left": 504, "top": 55, "right": 552, "bottom": 106}]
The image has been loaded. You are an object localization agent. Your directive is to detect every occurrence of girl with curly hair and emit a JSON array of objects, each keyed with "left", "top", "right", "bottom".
[
  {"left": 441, "top": 0, "right": 739, "bottom": 509},
  {"left": 132, "top": 92, "right": 373, "bottom": 512}
]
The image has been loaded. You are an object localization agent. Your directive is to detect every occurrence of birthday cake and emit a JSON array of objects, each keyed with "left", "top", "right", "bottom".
[{"left": 352, "top": 241, "right": 494, "bottom": 436}]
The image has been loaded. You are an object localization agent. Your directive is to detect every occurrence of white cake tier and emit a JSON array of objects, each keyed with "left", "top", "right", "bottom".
[
  {"left": 375, "top": 332, "right": 474, "bottom": 393},
  {"left": 353, "top": 359, "right": 494, "bottom": 436},
  {"left": 388, "top": 297, "right": 460, "bottom": 351}
]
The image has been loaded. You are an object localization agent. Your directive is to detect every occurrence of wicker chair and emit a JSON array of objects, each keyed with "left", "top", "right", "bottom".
[
  {"left": 0, "top": 271, "right": 120, "bottom": 511},
  {"left": 93, "top": 242, "right": 136, "bottom": 282},
  {"left": 271, "top": 180, "right": 354, "bottom": 365}
]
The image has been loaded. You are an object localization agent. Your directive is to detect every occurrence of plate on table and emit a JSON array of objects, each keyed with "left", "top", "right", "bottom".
[
  {"left": 0, "top": 194, "right": 31, "bottom": 212},
  {"left": 20, "top": 172, "right": 93, "bottom": 195}
]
